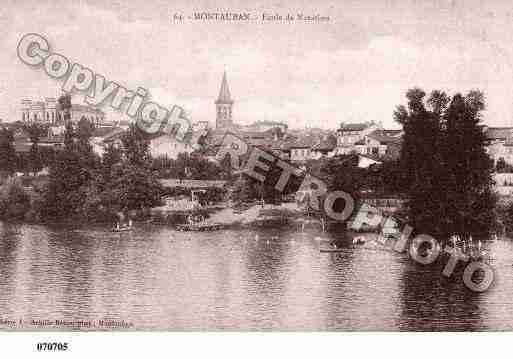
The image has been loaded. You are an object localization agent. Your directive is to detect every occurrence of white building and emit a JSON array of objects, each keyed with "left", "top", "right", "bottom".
[
  {"left": 358, "top": 130, "right": 402, "bottom": 158},
  {"left": 148, "top": 134, "right": 194, "bottom": 159},
  {"left": 336, "top": 122, "right": 380, "bottom": 154},
  {"left": 494, "top": 173, "right": 513, "bottom": 196},
  {"left": 21, "top": 97, "right": 109, "bottom": 127},
  {"left": 485, "top": 127, "right": 513, "bottom": 165}
]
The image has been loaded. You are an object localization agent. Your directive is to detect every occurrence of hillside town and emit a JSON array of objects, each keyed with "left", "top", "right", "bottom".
[{"left": 4, "top": 72, "right": 513, "bottom": 197}]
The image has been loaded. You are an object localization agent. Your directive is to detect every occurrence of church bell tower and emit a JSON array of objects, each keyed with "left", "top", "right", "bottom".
[{"left": 215, "top": 71, "right": 234, "bottom": 129}]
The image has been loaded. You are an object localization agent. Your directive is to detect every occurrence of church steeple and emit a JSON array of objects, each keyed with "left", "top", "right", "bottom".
[
  {"left": 216, "top": 71, "right": 233, "bottom": 104},
  {"left": 215, "top": 71, "right": 234, "bottom": 129}
]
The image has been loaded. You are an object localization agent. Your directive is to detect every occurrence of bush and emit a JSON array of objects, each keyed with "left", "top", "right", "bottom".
[{"left": 0, "top": 177, "right": 31, "bottom": 220}]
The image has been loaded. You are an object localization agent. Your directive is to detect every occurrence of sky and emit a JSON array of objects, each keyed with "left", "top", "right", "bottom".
[{"left": 2, "top": 0, "right": 513, "bottom": 130}]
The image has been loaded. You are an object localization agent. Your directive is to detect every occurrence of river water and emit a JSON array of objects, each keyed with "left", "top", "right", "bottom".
[{"left": 0, "top": 221, "right": 512, "bottom": 331}]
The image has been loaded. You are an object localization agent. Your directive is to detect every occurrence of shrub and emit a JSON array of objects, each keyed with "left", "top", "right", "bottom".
[{"left": 0, "top": 177, "right": 31, "bottom": 220}]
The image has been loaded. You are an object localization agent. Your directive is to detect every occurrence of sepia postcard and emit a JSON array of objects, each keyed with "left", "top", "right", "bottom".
[{"left": 1, "top": 0, "right": 513, "bottom": 337}]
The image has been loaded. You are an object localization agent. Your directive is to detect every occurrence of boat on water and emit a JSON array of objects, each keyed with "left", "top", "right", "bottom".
[
  {"left": 113, "top": 226, "right": 132, "bottom": 233},
  {"left": 176, "top": 223, "right": 223, "bottom": 231},
  {"left": 320, "top": 248, "right": 345, "bottom": 253}
]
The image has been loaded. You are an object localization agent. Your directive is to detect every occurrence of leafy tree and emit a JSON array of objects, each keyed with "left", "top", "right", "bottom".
[
  {"left": 22, "top": 122, "right": 47, "bottom": 175},
  {"left": 395, "top": 88, "right": 495, "bottom": 241},
  {"left": 364, "top": 160, "right": 406, "bottom": 196},
  {"left": 41, "top": 113, "right": 98, "bottom": 219},
  {"left": 394, "top": 88, "right": 447, "bottom": 237},
  {"left": 440, "top": 91, "right": 495, "bottom": 238},
  {"left": 104, "top": 124, "right": 162, "bottom": 212},
  {"left": 99, "top": 143, "right": 122, "bottom": 187},
  {"left": 0, "top": 128, "right": 17, "bottom": 176},
  {"left": 121, "top": 124, "right": 151, "bottom": 167},
  {"left": 41, "top": 148, "right": 87, "bottom": 218},
  {"left": 76, "top": 116, "right": 98, "bottom": 172},
  {"left": 0, "top": 177, "right": 30, "bottom": 219},
  {"left": 230, "top": 152, "right": 300, "bottom": 206},
  {"left": 58, "top": 94, "right": 74, "bottom": 149},
  {"left": 317, "top": 154, "right": 365, "bottom": 197},
  {"left": 108, "top": 163, "right": 162, "bottom": 211}
]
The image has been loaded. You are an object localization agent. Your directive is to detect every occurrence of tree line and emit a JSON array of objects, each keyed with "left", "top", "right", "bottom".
[{"left": 0, "top": 94, "right": 163, "bottom": 222}]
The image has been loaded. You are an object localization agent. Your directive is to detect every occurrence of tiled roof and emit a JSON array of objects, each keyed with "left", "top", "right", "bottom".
[
  {"left": 338, "top": 123, "right": 369, "bottom": 131},
  {"left": 250, "top": 120, "right": 287, "bottom": 127},
  {"left": 367, "top": 130, "right": 402, "bottom": 144}
]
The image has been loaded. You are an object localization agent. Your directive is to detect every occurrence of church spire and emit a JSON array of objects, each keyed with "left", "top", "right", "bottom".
[
  {"left": 215, "top": 71, "right": 234, "bottom": 129},
  {"left": 216, "top": 71, "right": 233, "bottom": 104}
]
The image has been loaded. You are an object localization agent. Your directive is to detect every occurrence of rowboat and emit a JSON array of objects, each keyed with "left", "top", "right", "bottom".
[
  {"left": 320, "top": 248, "right": 344, "bottom": 253},
  {"left": 112, "top": 226, "right": 132, "bottom": 233},
  {"left": 176, "top": 223, "right": 223, "bottom": 231}
]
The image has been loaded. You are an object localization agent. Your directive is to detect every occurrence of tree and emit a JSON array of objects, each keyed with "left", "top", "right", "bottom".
[
  {"left": 58, "top": 94, "right": 74, "bottom": 149},
  {"left": 22, "top": 122, "right": 47, "bottom": 175},
  {"left": 496, "top": 158, "right": 507, "bottom": 172},
  {"left": 0, "top": 177, "right": 30, "bottom": 219},
  {"left": 0, "top": 128, "right": 17, "bottom": 176},
  {"left": 395, "top": 88, "right": 495, "bottom": 241},
  {"left": 76, "top": 116, "right": 98, "bottom": 172},
  {"left": 108, "top": 163, "right": 163, "bottom": 211},
  {"left": 440, "top": 91, "right": 495, "bottom": 238},
  {"left": 364, "top": 160, "right": 406, "bottom": 195},
  {"left": 105, "top": 124, "right": 163, "bottom": 212},
  {"left": 121, "top": 124, "right": 151, "bottom": 167},
  {"left": 317, "top": 154, "right": 365, "bottom": 197},
  {"left": 42, "top": 147, "right": 88, "bottom": 218},
  {"left": 41, "top": 114, "right": 97, "bottom": 219},
  {"left": 100, "top": 143, "right": 122, "bottom": 187}
]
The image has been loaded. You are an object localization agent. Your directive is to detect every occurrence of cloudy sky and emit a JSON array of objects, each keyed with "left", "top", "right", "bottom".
[{"left": 2, "top": 0, "right": 513, "bottom": 129}]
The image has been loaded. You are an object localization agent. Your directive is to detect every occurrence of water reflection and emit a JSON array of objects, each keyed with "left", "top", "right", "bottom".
[
  {"left": 398, "top": 260, "right": 485, "bottom": 331},
  {"left": 0, "top": 222, "right": 511, "bottom": 330}
]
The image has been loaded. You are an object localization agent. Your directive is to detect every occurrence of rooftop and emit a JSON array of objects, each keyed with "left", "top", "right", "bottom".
[
  {"left": 367, "top": 130, "right": 403, "bottom": 144},
  {"left": 338, "top": 123, "right": 372, "bottom": 132}
]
